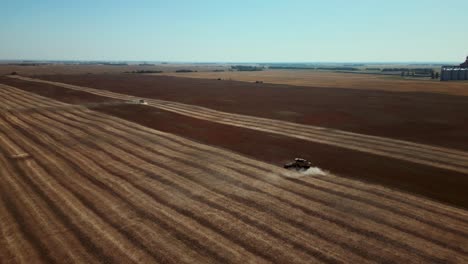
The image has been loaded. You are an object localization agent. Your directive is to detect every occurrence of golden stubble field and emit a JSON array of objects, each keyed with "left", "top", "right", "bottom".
[{"left": 0, "top": 81, "right": 468, "bottom": 263}]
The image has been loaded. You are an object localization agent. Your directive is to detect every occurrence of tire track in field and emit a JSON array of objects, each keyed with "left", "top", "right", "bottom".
[
  {"left": 12, "top": 94, "right": 462, "bottom": 262},
  {"left": 8, "top": 76, "right": 468, "bottom": 175}
]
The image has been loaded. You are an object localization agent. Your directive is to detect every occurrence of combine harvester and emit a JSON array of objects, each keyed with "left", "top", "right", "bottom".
[{"left": 284, "top": 158, "right": 312, "bottom": 171}]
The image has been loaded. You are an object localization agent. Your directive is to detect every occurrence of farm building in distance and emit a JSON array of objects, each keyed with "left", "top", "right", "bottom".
[{"left": 440, "top": 56, "right": 468, "bottom": 81}]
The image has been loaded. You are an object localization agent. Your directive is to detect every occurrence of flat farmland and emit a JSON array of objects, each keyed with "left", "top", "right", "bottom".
[
  {"left": 2, "top": 76, "right": 468, "bottom": 208},
  {"left": 2, "top": 64, "right": 467, "bottom": 96},
  {"left": 1, "top": 84, "right": 468, "bottom": 263}
]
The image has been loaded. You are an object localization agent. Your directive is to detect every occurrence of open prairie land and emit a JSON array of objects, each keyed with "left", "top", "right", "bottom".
[{"left": 1, "top": 83, "right": 468, "bottom": 263}]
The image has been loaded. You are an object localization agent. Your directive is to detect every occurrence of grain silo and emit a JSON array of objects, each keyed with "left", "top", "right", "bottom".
[
  {"left": 451, "top": 68, "right": 459, "bottom": 80},
  {"left": 440, "top": 56, "right": 468, "bottom": 81},
  {"left": 441, "top": 68, "right": 450, "bottom": 81}
]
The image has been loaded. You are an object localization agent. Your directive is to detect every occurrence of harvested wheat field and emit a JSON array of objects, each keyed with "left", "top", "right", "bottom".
[
  {"left": 3, "top": 76, "right": 468, "bottom": 208},
  {"left": 1, "top": 84, "right": 468, "bottom": 263}
]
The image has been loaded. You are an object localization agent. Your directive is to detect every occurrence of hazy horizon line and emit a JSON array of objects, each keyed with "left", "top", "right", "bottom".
[{"left": 0, "top": 59, "right": 460, "bottom": 64}]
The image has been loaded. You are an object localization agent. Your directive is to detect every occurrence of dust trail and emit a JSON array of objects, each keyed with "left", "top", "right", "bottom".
[
  {"left": 302, "top": 167, "right": 328, "bottom": 176},
  {"left": 282, "top": 166, "right": 329, "bottom": 178}
]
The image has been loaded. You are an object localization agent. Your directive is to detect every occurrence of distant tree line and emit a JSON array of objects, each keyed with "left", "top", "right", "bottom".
[
  {"left": 8, "top": 63, "right": 50, "bottom": 66},
  {"left": 231, "top": 65, "right": 264, "bottom": 71},
  {"left": 400, "top": 69, "right": 439, "bottom": 79},
  {"left": 316, "top": 67, "right": 359, "bottom": 71},
  {"left": 383, "top": 68, "right": 433, "bottom": 73},
  {"left": 126, "top": 70, "right": 163, "bottom": 74},
  {"left": 176, "top": 69, "right": 197, "bottom": 73},
  {"left": 101, "top": 62, "right": 128, "bottom": 66},
  {"left": 383, "top": 68, "right": 411, "bottom": 72},
  {"left": 343, "top": 63, "right": 365, "bottom": 66},
  {"left": 269, "top": 66, "right": 359, "bottom": 71},
  {"left": 269, "top": 66, "right": 316, "bottom": 70}
]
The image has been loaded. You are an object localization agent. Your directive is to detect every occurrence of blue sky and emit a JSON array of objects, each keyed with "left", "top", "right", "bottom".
[{"left": 1, "top": 0, "right": 467, "bottom": 62}]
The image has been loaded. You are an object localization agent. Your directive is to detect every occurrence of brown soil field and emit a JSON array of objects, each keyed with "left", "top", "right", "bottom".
[
  {"left": 21, "top": 74, "right": 468, "bottom": 152},
  {"left": 2, "top": 77, "right": 468, "bottom": 208},
  {"left": 1, "top": 84, "right": 468, "bottom": 263}
]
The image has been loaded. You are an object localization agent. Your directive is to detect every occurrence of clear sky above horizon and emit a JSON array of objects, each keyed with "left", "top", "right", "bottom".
[{"left": 1, "top": 0, "right": 467, "bottom": 62}]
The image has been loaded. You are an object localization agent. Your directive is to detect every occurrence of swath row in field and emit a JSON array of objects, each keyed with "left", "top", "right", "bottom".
[
  {"left": 10, "top": 75, "right": 468, "bottom": 175},
  {"left": 0, "top": 85, "right": 467, "bottom": 263}
]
